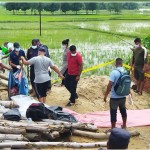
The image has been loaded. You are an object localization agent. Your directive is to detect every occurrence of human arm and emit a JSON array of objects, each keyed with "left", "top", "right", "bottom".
[
  {"left": 51, "top": 65, "right": 64, "bottom": 80},
  {"left": 104, "top": 81, "right": 113, "bottom": 102},
  {"left": 0, "top": 63, "right": 12, "bottom": 71},
  {"left": 76, "top": 62, "right": 83, "bottom": 81},
  {"left": 21, "top": 56, "right": 30, "bottom": 66}
]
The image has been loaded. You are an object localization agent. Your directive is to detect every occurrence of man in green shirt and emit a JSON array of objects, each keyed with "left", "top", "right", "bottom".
[
  {"left": 131, "top": 38, "right": 147, "bottom": 95},
  {"left": 0, "top": 42, "right": 13, "bottom": 59}
]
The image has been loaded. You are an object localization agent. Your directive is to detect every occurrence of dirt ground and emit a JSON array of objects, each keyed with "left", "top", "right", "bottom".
[{"left": 0, "top": 75, "right": 150, "bottom": 149}]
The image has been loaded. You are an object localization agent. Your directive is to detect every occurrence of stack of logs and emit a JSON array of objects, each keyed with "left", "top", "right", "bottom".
[{"left": 0, "top": 101, "right": 140, "bottom": 149}]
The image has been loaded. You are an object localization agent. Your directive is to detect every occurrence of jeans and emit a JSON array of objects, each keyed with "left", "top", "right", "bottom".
[{"left": 65, "top": 74, "right": 78, "bottom": 103}]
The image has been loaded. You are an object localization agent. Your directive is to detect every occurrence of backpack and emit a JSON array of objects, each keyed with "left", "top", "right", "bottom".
[
  {"left": 114, "top": 69, "right": 131, "bottom": 96},
  {"left": 26, "top": 103, "right": 50, "bottom": 121},
  {"left": 3, "top": 108, "right": 21, "bottom": 121}
]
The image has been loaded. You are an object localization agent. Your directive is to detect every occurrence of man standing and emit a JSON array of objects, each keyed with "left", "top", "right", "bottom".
[
  {"left": 65, "top": 45, "right": 83, "bottom": 106},
  {"left": 9, "top": 42, "right": 25, "bottom": 73},
  {"left": 27, "top": 39, "right": 39, "bottom": 96},
  {"left": 131, "top": 37, "right": 147, "bottom": 95},
  {"left": 104, "top": 58, "right": 128, "bottom": 130},
  {"left": 21, "top": 47, "right": 64, "bottom": 103}
]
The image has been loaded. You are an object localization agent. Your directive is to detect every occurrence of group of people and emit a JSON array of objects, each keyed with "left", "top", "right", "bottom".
[
  {"left": 0, "top": 37, "right": 148, "bottom": 149},
  {"left": 0, "top": 38, "right": 83, "bottom": 106}
]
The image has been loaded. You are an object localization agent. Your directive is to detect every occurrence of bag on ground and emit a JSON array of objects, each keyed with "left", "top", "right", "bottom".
[
  {"left": 48, "top": 106, "right": 77, "bottom": 123},
  {"left": 3, "top": 108, "right": 21, "bottom": 121},
  {"left": 114, "top": 69, "right": 131, "bottom": 96},
  {"left": 26, "top": 103, "right": 50, "bottom": 121}
]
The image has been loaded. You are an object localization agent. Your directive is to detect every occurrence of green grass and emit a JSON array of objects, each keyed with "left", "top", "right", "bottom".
[{"left": 0, "top": 6, "right": 149, "bottom": 80}]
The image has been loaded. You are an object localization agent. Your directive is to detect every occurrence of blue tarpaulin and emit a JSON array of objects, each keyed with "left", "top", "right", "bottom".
[{"left": 8, "top": 69, "right": 28, "bottom": 99}]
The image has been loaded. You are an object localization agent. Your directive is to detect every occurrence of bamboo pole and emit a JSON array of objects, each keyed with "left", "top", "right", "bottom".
[
  {"left": 0, "top": 79, "right": 8, "bottom": 87},
  {"left": 0, "top": 74, "right": 8, "bottom": 80},
  {"left": 42, "top": 119, "right": 98, "bottom": 131},
  {"left": 0, "top": 101, "right": 19, "bottom": 108},
  {"left": 0, "top": 141, "right": 107, "bottom": 148},
  {"left": 0, "top": 126, "right": 26, "bottom": 134},
  {"left": 72, "top": 129, "right": 140, "bottom": 139},
  {"left": 0, "top": 134, "right": 28, "bottom": 141}
]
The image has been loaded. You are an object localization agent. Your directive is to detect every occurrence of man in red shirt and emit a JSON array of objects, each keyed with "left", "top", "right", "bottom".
[{"left": 65, "top": 45, "right": 83, "bottom": 106}]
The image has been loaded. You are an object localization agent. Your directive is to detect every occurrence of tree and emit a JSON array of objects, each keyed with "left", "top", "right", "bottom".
[
  {"left": 60, "top": 3, "right": 70, "bottom": 14},
  {"left": 70, "top": 3, "right": 83, "bottom": 14},
  {"left": 123, "top": 3, "right": 138, "bottom": 10},
  {"left": 106, "top": 3, "right": 122, "bottom": 14},
  {"left": 44, "top": 3, "right": 60, "bottom": 15},
  {"left": 5, "top": 3, "right": 14, "bottom": 14},
  {"left": 20, "top": 3, "right": 30, "bottom": 14},
  {"left": 84, "top": 3, "right": 97, "bottom": 14},
  {"left": 98, "top": 3, "right": 106, "bottom": 10}
]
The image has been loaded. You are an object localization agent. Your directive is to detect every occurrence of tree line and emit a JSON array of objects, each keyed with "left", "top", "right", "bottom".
[{"left": 4, "top": 2, "right": 140, "bottom": 15}]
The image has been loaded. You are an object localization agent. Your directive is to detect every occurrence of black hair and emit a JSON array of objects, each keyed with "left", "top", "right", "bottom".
[
  {"left": 32, "top": 39, "right": 37, "bottom": 45},
  {"left": 69, "top": 45, "right": 76, "bottom": 51},
  {"left": 62, "top": 39, "right": 69, "bottom": 45},
  {"left": 134, "top": 37, "right": 141, "bottom": 43},
  {"left": 116, "top": 58, "right": 123, "bottom": 65}
]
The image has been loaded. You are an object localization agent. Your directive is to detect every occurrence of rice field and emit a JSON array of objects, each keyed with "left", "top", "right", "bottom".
[{"left": 0, "top": 7, "right": 150, "bottom": 80}]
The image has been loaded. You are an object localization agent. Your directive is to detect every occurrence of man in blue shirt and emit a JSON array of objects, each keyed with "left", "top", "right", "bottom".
[
  {"left": 9, "top": 42, "right": 25, "bottom": 73},
  {"left": 104, "top": 58, "right": 127, "bottom": 130}
]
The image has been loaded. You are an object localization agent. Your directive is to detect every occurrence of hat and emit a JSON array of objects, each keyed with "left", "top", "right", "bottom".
[
  {"left": 38, "top": 46, "right": 46, "bottom": 52},
  {"left": 34, "top": 39, "right": 40, "bottom": 43},
  {"left": 13, "top": 42, "right": 20, "bottom": 48},
  {"left": 108, "top": 128, "right": 130, "bottom": 149}
]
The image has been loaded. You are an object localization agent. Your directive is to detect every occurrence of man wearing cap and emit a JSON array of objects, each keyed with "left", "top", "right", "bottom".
[
  {"left": 107, "top": 128, "right": 130, "bottom": 149},
  {"left": 9, "top": 42, "right": 25, "bottom": 73},
  {"left": 65, "top": 45, "right": 83, "bottom": 106},
  {"left": 21, "top": 46, "right": 64, "bottom": 103}
]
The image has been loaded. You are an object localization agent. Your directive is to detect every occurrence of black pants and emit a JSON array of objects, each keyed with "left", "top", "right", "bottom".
[
  {"left": 110, "top": 97, "right": 127, "bottom": 123},
  {"left": 61, "top": 69, "right": 68, "bottom": 85},
  {"left": 65, "top": 74, "right": 78, "bottom": 103}
]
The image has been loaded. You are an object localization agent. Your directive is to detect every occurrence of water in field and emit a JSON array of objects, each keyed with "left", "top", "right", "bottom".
[{"left": 0, "top": 20, "right": 149, "bottom": 81}]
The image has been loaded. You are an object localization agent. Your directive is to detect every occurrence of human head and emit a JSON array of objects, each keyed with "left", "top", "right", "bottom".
[
  {"left": 115, "top": 58, "right": 123, "bottom": 67},
  {"left": 35, "top": 39, "right": 40, "bottom": 46},
  {"left": 31, "top": 39, "right": 38, "bottom": 49},
  {"left": 13, "top": 42, "right": 20, "bottom": 52},
  {"left": 62, "top": 39, "right": 69, "bottom": 49},
  {"left": 134, "top": 38, "right": 141, "bottom": 47},
  {"left": 69, "top": 45, "right": 77, "bottom": 56},
  {"left": 4, "top": 42, "right": 8, "bottom": 47},
  {"left": 107, "top": 128, "right": 130, "bottom": 149},
  {"left": 38, "top": 46, "right": 46, "bottom": 55}
]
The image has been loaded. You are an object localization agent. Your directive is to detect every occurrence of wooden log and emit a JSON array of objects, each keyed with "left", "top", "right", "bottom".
[
  {"left": 24, "top": 133, "right": 42, "bottom": 142},
  {"left": 72, "top": 129, "right": 140, "bottom": 139},
  {"left": 0, "top": 134, "right": 28, "bottom": 141},
  {"left": 0, "top": 79, "right": 8, "bottom": 87},
  {"left": 0, "top": 74, "right": 8, "bottom": 80},
  {"left": 0, "top": 101, "right": 19, "bottom": 109},
  {"left": 42, "top": 119, "right": 98, "bottom": 131},
  {"left": 0, "top": 126, "right": 26, "bottom": 134},
  {"left": 0, "top": 87, "right": 8, "bottom": 90},
  {"left": 0, "top": 141, "right": 107, "bottom": 148},
  {"left": 41, "top": 131, "right": 60, "bottom": 140}
]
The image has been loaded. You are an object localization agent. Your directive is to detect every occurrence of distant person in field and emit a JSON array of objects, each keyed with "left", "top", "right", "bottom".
[
  {"left": 0, "top": 42, "right": 14, "bottom": 59},
  {"left": 104, "top": 58, "right": 128, "bottom": 130},
  {"left": 27, "top": 39, "right": 39, "bottom": 96},
  {"left": 65, "top": 45, "right": 83, "bottom": 106},
  {"left": 60, "top": 39, "right": 70, "bottom": 86},
  {"left": 9, "top": 42, "right": 25, "bottom": 73},
  {"left": 131, "top": 37, "right": 147, "bottom": 95},
  {"left": 21, "top": 46, "right": 64, "bottom": 103}
]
